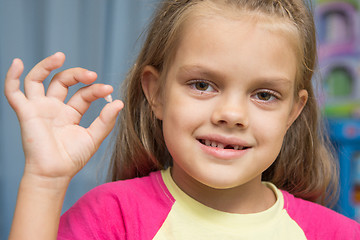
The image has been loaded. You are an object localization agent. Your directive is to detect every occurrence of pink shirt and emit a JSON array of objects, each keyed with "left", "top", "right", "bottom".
[{"left": 58, "top": 170, "right": 360, "bottom": 239}]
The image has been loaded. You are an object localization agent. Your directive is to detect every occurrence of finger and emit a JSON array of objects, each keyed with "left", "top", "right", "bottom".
[
  {"left": 4, "top": 58, "right": 28, "bottom": 111},
  {"left": 46, "top": 68, "right": 97, "bottom": 102},
  {"left": 67, "top": 84, "right": 114, "bottom": 119},
  {"left": 24, "top": 52, "right": 65, "bottom": 99},
  {"left": 87, "top": 100, "right": 124, "bottom": 149}
]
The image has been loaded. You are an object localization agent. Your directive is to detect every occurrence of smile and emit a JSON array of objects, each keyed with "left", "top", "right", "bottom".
[{"left": 198, "top": 139, "right": 250, "bottom": 151}]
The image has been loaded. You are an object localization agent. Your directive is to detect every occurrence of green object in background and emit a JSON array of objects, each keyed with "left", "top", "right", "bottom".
[
  {"left": 325, "top": 67, "right": 352, "bottom": 97},
  {"left": 316, "top": 0, "right": 359, "bottom": 9},
  {"left": 323, "top": 67, "right": 359, "bottom": 118},
  {"left": 324, "top": 102, "right": 360, "bottom": 117}
]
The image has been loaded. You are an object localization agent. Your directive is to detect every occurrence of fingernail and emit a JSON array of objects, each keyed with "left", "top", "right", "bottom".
[
  {"left": 10, "top": 58, "right": 20, "bottom": 68},
  {"left": 86, "top": 71, "right": 97, "bottom": 78},
  {"left": 52, "top": 52, "right": 64, "bottom": 58}
]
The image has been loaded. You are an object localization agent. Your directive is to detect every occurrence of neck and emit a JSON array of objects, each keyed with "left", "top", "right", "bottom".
[{"left": 170, "top": 169, "right": 276, "bottom": 214}]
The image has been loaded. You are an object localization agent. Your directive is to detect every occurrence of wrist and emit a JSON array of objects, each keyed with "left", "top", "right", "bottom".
[
  {"left": 20, "top": 173, "right": 71, "bottom": 193},
  {"left": 10, "top": 172, "right": 71, "bottom": 240}
]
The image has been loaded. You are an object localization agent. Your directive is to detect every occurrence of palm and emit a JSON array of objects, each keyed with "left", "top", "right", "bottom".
[
  {"left": 19, "top": 98, "right": 92, "bottom": 177},
  {"left": 5, "top": 53, "right": 123, "bottom": 179}
]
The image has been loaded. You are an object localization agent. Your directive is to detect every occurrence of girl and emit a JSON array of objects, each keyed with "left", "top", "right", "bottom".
[{"left": 5, "top": 0, "right": 360, "bottom": 239}]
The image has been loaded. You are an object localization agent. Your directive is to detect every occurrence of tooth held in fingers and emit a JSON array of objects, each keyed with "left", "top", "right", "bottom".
[{"left": 104, "top": 94, "right": 113, "bottom": 103}]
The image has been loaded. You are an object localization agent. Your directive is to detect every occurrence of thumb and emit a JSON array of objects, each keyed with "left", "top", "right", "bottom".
[{"left": 87, "top": 100, "right": 124, "bottom": 149}]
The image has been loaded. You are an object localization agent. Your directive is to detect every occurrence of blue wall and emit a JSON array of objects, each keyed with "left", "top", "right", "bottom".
[{"left": 0, "top": 0, "right": 158, "bottom": 237}]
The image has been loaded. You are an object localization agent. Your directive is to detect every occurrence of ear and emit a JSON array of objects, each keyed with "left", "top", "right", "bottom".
[
  {"left": 141, "top": 65, "right": 163, "bottom": 120},
  {"left": 287, "top": 89, "right": 308, "bottom": 129}
]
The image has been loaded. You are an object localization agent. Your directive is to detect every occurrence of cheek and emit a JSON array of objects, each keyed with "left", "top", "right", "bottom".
[
  {"left": 161, "top": 97, "right": 194, "bottom": 142},
  {"left": 161, "top": 105, "right": 194, "bottom": 165},
  {"left": 161, "top": 94, "right": 211, "bottom": 153},
  {"left": 162, "top": 92, "right": 210, "bottom": 128},
  {"left": 251, "top": 111, "right": 291, "bottom": 149}
]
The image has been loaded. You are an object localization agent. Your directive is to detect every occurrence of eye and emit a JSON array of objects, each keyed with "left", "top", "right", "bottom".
[
  {"left": 189, "top": 80, "right": 216, "bottom": 92},
  {"left": 254, "top": 90, "right": 279, "bottom": 102}
]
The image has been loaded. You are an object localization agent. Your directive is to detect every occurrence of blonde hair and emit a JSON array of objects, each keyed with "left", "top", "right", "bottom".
[{"left": 108, "top": 0, "right": 338, "bottom": 206}]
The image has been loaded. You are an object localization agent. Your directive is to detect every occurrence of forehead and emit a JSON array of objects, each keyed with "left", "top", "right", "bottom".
[
  {"left": 162, "top": 1, "right": 302, "bottom": 71},
  {"left": 183, "top": 1, "right": 301, "bottom": 51},
  {"left": 169, "top": 5, "right": 298, "bottom": 82}
]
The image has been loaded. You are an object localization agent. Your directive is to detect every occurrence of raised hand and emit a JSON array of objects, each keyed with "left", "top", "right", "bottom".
[
  {"left": 4, "top": 52, "right": 124, "bottom": 181},
  {"left": 6, "top": 52, "right": 124, "bottom": 239}
]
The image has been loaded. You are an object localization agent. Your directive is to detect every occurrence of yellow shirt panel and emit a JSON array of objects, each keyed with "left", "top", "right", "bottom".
[{"left": 153, "top": 169, "right": 306, "bottom": 240}]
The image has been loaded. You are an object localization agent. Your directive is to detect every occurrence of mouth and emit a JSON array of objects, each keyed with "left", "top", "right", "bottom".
[{"left": 197, "top": 139, "right": 250, "bottom": 151}]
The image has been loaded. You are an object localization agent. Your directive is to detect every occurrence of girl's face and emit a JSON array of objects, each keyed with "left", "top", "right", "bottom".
[{"left": 143, "top": 12, "right": 307, "bottom": 196}]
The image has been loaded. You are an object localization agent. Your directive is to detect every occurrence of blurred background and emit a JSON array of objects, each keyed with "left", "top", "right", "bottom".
[
  {"left": 1, "top": 0, "right": 360, "bottom": 238},
  {"left": 315, "top": 0, "right": 360, "bottom": 221},
  {"left": 0, "top": 0, "right": 159, "bottom": 238}
]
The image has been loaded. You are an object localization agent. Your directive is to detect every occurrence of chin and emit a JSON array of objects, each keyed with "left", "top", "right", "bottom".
[
  {"left": 193, "top": 165, "right": 250, "bottom": 188},
  {"left": 197, "top": 174, "right": 248, "bottom": 190}
]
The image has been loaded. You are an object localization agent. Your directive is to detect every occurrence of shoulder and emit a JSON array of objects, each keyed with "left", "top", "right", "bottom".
[
  {"left": 58, "top": 171, "right": 175, "bottom": 240},
  {"left": 80, "top": 170, "right": 174, "bottom": 205},
  {"left": 281, "top": 190, "right": 360, "bottom": 240}
]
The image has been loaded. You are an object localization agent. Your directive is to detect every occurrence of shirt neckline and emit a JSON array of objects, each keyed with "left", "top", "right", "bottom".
[{"left": 161, "top": 168, "right": 285, "bottom": 231}]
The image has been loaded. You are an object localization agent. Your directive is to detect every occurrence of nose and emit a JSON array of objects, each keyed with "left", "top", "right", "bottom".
[{"left": 211, "top": 95, "right": 249, "bottom": 129}]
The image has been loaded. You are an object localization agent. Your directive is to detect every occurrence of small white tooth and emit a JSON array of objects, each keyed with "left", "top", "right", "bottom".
[
  {"left": 211, "top": 141, "right": 217, "bottom": 147},
  {"left": 104, "top": 94, "right": 113, "bottom": 103},
  {"left": 234, "top": 145, "right": 239, "bottom": 150},
  {"left": 205, "top": 140, "right": 211, "bottom": 146},
  {"left": 218, "top": 143, "right": 224, "bottom": 149}
]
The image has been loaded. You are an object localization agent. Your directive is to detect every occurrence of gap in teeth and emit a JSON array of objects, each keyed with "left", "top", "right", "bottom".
[{"left": 200, "top": 139, "right": 242, "bottom": 150}]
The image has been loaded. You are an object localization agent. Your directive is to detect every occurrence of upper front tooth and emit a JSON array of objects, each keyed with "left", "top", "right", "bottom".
[
  {"left": 234, "top": 145, "right": 245, "bottom": 150},
  {"left": 217, "top": 143, "right": 224, "bottom": 149},
  {"left": 205, "top": 140, "right": 211, "bottom": 146},
  {"left": 211, "top": 141, "right": 217, "bottom": 147}
]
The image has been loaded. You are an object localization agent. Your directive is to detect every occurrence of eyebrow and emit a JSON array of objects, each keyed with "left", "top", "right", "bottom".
[
  {"left": 253, "top": 77, "right": 293, "bottom": 88},
  {"left": 177, "top": 64, "right": 293, "bottom": 87},
  {"left": 176, "top": 65, "right": 223, "bottom": 80}
]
